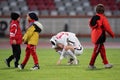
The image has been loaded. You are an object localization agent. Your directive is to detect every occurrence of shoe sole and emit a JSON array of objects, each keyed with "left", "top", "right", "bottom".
[
  {"left": 105, "top": 64, "right": 113, "bottom": 69},
  {"left": 30, "top": 68, "right": 39, "bottom": 70},
  {"left": 105, "top": 66, "right": 113, "bottom": 69},
  {"left": 88, "top": 65, "right": 96, "bottom": 69}
]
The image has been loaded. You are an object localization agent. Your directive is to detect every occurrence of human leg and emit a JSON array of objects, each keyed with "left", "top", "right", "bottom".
[
  {"left": 67, "top": 50, "right": 78, "bottom": 64},
  {"left": 74, "top": 46, "right": 83, "bottom": 56},
  {"left": 99, "top": 44, "right": 113, "bottom": 68},
  {"left": 13, "top": 45, "right": 21, "bottom": 67},
  {"left": 30, "top": 45, "right": 39, "bottom": 70},
  {"left": 19, "top": 45, "right": 30, "bottom": 69},
  {"left": 89, "top": 44, "right": 100, "bottom": 67},
  {"left": 5, "top": 45, "right": 15, "bottom": 67},
  {"left": 99, "top": 44, "right": 108, "bottom": 64},
  {"left": 5, "top": 55, "right": 14, "bottom": 67},
  {"left": 30, "top": 45, "right": 39, "bottom": 65}
]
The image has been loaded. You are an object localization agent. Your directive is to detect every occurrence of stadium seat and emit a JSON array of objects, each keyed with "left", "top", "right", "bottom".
[
  {"left": 50, "top": 10, "right": 58, "bottom": 16},
  {"left": 0, "top": 0, "right": 120, "bottom": 16}
]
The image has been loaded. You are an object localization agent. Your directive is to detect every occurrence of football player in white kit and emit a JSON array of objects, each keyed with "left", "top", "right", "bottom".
[{"left": 50, "top": 32, "right": 83, "bottom": 65}]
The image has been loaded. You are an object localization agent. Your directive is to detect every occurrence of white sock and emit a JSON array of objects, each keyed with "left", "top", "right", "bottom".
[{"left": 67, "top": 50, "right": 78, "bottom": 64}]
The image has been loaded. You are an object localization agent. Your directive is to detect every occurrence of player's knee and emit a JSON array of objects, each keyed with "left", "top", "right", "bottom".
[{"left": 75, "top": 47, "right": 83, "bottom": 55}]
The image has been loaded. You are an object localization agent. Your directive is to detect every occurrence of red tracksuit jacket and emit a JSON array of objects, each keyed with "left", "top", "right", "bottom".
[
  {"left": 10, "top": 20, "right": 22, "bottom": 44},
  {"left": 89, "top": 13, "right": 114, "bottom": 44}
]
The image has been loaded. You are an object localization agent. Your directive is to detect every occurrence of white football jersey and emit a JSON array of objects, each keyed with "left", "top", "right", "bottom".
[{"left": 55, "top": 32, "right": 82, "bottom": 49}]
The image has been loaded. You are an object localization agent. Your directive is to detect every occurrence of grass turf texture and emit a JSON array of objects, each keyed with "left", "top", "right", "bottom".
[{"left": 0, "top": 48, "right": 120, "bottom": 80}]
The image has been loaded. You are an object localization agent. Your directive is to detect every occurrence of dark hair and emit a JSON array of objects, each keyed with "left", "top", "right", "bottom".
[
  {"left": 96, "top": 4, "right": 105, "bottom": 14},
  {"left": 11, "top": 12, "right": 20, "bottom": 20},
  {"left": 28, "top": 12, "right": 38, "bottom": 21}
]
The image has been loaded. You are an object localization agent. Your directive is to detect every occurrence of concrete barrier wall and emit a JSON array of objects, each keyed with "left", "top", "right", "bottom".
[{"left": 0, "top": 17, "right": 120, "bottom": 36}]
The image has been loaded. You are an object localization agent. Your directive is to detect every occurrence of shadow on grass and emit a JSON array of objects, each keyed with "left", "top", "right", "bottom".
[
  {"left": 85, "top": 68, "right": 108, "bottom": 71},
  {"left": 46, "top": 64, "right": 81, "bottom": 67},
  {"left": 0, "top": 67, "right": 15, "bottom": 70},
  {"left": 44, "top": 64, "right": 81, "bottom": 70},
  {"left": 45, "top": 64, "right": 81, "bottom": 67},
  {"left": 16, "top": 69, "right": 32, "bottom": 72},
  {"left": 0, "top": 67, "right": 33, "bottom": 72}
]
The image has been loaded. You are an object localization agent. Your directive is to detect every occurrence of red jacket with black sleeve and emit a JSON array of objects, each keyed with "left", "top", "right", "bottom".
[
  {"left": 10, "top": 20, "right": 22, "bottom": 44},
  {"left": 89, "top": 13, "right": 115, "bottom": 44}
]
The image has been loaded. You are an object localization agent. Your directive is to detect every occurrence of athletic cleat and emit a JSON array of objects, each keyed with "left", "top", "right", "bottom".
[
  {"left": 104, "top": 64, "right": 113, "bottom": 69},
  {"left": 88, "top": 65, "right": 96, "bottom": 69},
  {"left": 5, "top": 59, "right": 10, "bottom": 67},
  {"left": 73, "top": 59, "right": 79, "bottom": 65},
  {"left": 67, "top": 58, "right": 74, "bottom": 65},
  {"left": 30, "top": 65, "right": 40, "bottom": 70},
  {"left": 67, "top": 58, "right": 79, "bottom": 65},
  {"left": 18, "top": 64, "right": 24, "bottom": 70}
]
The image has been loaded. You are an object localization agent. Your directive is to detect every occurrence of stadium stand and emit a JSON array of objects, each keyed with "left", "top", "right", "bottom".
[{"left": 0, "top": 0, "right": 120, "bottom": 16}]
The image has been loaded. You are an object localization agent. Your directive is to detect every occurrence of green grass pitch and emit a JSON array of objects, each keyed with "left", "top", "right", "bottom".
[{"left": 0, "top": 48, "right": 120, "bottom": 80}]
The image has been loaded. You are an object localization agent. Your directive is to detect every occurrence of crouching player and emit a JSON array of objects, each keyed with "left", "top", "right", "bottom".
[{"left": 50, "top": 32, "right": 83, "bottom": 65}]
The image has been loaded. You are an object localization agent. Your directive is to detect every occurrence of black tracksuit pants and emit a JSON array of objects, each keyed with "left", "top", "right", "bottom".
[{"left": 7, "top": 44, "right": 21, "bottom": 67}]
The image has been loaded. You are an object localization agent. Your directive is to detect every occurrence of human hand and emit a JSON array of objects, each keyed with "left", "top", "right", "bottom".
[
  {"left": 22, "top": 39, "right": 28, "bottom": 44},
  {"left": 12, "top": 40, "right": 16, "bottom": 44},
  {"left": 56, "top": 60, "right": 61, "bottom": 65}
]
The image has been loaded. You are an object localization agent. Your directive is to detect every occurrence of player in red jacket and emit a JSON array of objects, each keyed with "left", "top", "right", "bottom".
[
  {"left": 88, "top": 4, "right": 115, "bottom": 69},
  {"left": 5, "top": 12, "right": 22, "bottom": 68}
]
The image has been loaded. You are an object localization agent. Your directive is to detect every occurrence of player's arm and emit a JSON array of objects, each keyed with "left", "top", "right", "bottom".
[
  {"left": 57, "top": 48, "right": 65, "bottom": 65},
  {"left": 103, "top": 17, "right": 115, "bottom": 38},
  {"left": 10, "top": 24, "right": 17, "bottom": 44},
  {"left": 56, "top": 43, "right": 65, "bottom": 65}
]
